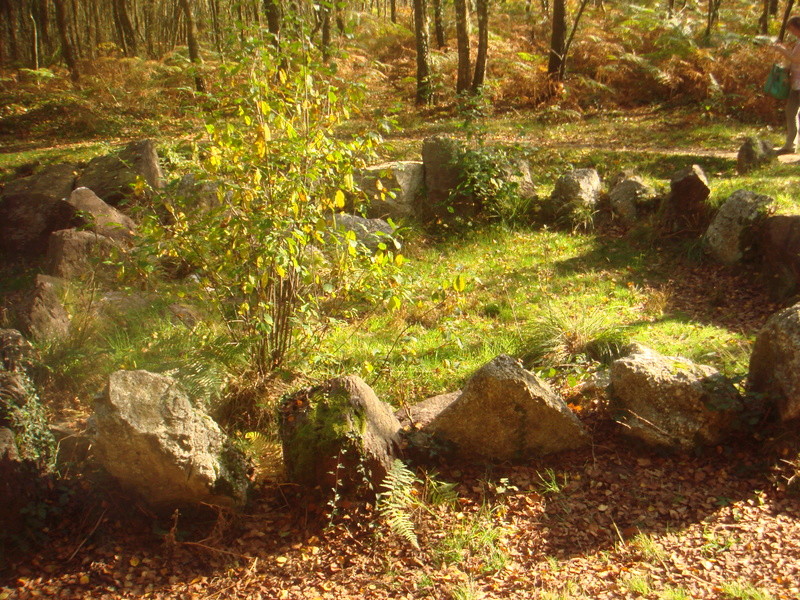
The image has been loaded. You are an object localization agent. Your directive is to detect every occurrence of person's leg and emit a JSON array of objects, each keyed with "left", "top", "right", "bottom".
[{"left": 782, "top": 90, "right": 800, "bottom": 153}]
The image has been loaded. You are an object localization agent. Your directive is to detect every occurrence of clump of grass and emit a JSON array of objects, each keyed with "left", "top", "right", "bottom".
[
  {"left": 518, "top": 301, "right": 629, "bottom": 368},
  {"left": 629, "top": 532, "right": 667, "bottom": 563},
  {"left": 721, "top": 581, "right": 775, "bottom": 600},
  {"left": 433, "top": 505, "right": 512, "bottom": 574},
  {"left": 623, "top": 573, "right": 653, "bottom": 595}
]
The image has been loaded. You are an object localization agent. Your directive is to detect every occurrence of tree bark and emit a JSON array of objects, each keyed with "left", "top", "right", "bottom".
[
  {"left": 433, "top": 0, "right": 446, "bottom": 48},
  {"left": 263, "top": 0, "right": 282, "bottom": 46},
  {"left": 779, "top": 0, "right": 796, "bottom": 41},
  {"left": 53, "top": 0, "right": 79, "bottom": 81},
  {"left": 413, "top": 0, "right": 432, "bottom": 104},
  {"left": 390, "top": 0, "right": 396, "bottom": 23},
  {"left": 471, "top": 0, "right": 489, "bottom": 93},
  {"left": 320, "top": 0, "right": 332, "bottom": 62},
  {"left": 177, "top": 0, "right": 206, "bottom": 92},
  {"left": 454, "top": 0, "right": 471, "bottom": 93},
  {"left": 547, "top": 0, "right": 566, "bottom": 78}
]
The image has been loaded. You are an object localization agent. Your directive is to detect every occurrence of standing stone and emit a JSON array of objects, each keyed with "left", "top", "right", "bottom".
[
  {"left": 18, "top": 275, "right": 70, "bottom": 342},
  {"left": 0, "top": 163, "right": 78, "bottom": 254},
  {"left": 737, "top": 137, "right": 776, "bottom": 174},
  {"left": 703, "top": 190, "right": 774, "bottom": 264},
  {"left": 608, "top": 176, "right": 658, "bottom": 226},
  {"left": 609, "top": 345, "right": 743, "bottom": 450},
  {"left": 546, "top": 168, "right": 602, "bottom": 226},
  {"left": 748, "top": 302, "right": 800, "bottom": 421},
  {"left": 66, "top": 187, "right": 136, "bottom": 242},
  {"left": 424, "top": 355, "right": 589, "bottom": 460},
  {"left": 77, "top": 140, "right": 164, "bottom": 205},
  {"left": 660, "top": 165, "right": 712, "bottom": 234},
  {"left": 280, "top": 375, "right": 402, "bottom": 493},
  {"left": 92, "top": 370, "right": 249, "bottom": 508},
  {"left": 756, "top": 215, "right": 800, "bottom": 300},
  {"left": 356, "top": 161, "right": 424, "bottom": 221},
  {"left": 419, "top": 135, "right": 477, "bottom": 225},
  {"left": 329, "top": 213, "right": 397, "bottom": 252},
  {"left": 45, "top": 229, "right": 119, "bottom": 280}
]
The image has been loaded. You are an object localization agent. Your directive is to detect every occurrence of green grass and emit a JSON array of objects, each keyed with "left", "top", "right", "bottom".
[
  {"left": 721, "top": 581, "right": 776, "bottom": 600},
  {"left": 432, "top": 505, "right": 512, "bottom": 574}
]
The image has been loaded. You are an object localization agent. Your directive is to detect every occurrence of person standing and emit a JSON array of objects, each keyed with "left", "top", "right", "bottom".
[{"left": 774, "top": 16, "right": 800, "bottom": 154}]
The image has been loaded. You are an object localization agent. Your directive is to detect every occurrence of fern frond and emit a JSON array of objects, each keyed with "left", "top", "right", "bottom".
[{"left": 378, "top": 459, "right": 421, "bottom": 549}]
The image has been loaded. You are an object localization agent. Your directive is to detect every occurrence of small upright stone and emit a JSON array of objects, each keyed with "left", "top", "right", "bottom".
[
  {"left": 424, "top": 355, "right": 589, "bottom": 460},
  {"left": 737, "top": 137, "right": 776, "bottom": 174}
]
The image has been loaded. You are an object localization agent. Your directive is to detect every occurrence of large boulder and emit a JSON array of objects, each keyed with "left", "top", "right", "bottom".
[
  {"left": 76, "top": 140, "right": 164, "bottom": 205},
  {"left": 608, "top": 175, "right": 659, "bottom": 226},
  {"left": 356, "top": 161, "right": 424, "bottom": 221},
  {"left": 660, "top": 165, "right": 712, "bottom": 234},
  {"left": 703, "top": 190, "right": 774, "bottom": 264},
  {"left": 330, "top": 213, "right": 397, "bottom": 252},
  {"left": 756, "top": 215, "right": 800, "bottom": 300},
  {"left": 0, "top": 329, "right": 34, "bottom": 372},
  {"left": 545, "top": 168, "right": 602, "bottom": 226},
  {"left": 17, "top": 275, "right": 70, "bottom": 342},
  {"left": 66, "top": 187, "right": 136, "bottom": 242},
  {"left": 418, "top": 135, "right": 478, "bottom": 225},
  {"left": 748, "top": 302, "right": 800, "bottom": 421},
  {"left": 0, "top": 162, "right": 78, "bottom": 254},
  {"left": 737, "top": 137, "right": 776, "bottom": 174},
  {"left": 422, "top": 355, "right": 589, "bottom": 460},
  {"left": 92, "top": 370, "right": 249, "bottom": 508},
  {"left": 609, "top": 345, "right": 743, "bottom": 450},
  {"left": 45, "top": 228, "right": 119, "bottom": 280},
  {"left": 280, "top": 375, "right": 402, "bottom": 493}
]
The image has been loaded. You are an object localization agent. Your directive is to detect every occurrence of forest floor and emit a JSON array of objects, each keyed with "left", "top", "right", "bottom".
[{"left": 2, "top": 243, "right": 799, "bottom": 600}]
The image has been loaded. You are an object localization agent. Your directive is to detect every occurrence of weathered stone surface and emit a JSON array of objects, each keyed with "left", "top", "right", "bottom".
[
  {"left": 45, "top": 228, "right": 118, "bottom": 280},
  {"left": 609, "top": 345, "right": 743, "bottom": 449},
  {"left": 608, "top": 176, "right": 658, "bottom": 226},
  {"left": 175, "top": 173, "right": 228, "bottom": 210},
  {"left": 280, "top": 375, "right": 402, "bottom": 493},
  {"left": 419, "top": 135, "right": 478, "bottom": 225},
  {"left": 0, "top": 329, "right": 34, "bottom": 372},
  {"left": 756, "top": 215, "right": 800, "bottom": 300},
  {"left": 356, "top": 161, "right": 424, "bottom": 221},
  {"left": 424, "top": 355, "right": 589, "bottom": 460},
  {"left": 398, "top": 391, "right": 461, "bottom": 430},
  {"left": 748, "top": 302, "right": 800, "bottom": 421},
  {"left": 77, "top": 139, "right": 163, "bottom": 205},
  {"left": 544, "top": 168, "right": 602, "bottom": 225},
  {"left": 737, "top": 137, "right": 776, "bottom": 174},
  {"left": 66, "top": 187, "right": 136, "bottom": 242},
  {"left": 51, "top": 422, "right": 92, "bottom": 467},
  {"left": 18, "top": 275, "right": 70, "bottom": 342},
  {"left": 0, "top": 162, "right": 78, "bottom": 254},
  {"left": 703, "top": 190, "right": 774, "bottom": 264},
  {"left": 330, "top": 213, "right": 397, "bottom": 252},
  {"left": 660, "top": 164, "right": 712, "bottom": 234},
  {"left": 92, "top": 370, "right": 249, "bottom": 507},
  {"left": 0, "top": 427, "right": 18, "bottom": 461}
]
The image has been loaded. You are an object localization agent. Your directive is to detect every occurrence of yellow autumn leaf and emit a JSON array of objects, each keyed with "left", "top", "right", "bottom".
[{"left": 334, "top": 190, "right": 346, "bottom": 208}]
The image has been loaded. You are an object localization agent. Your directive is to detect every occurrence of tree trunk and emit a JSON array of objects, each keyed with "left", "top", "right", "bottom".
[
  {"left": 390, "top": 0, "right": 396, "bottom": 23},
  {"left": 413, "top": 0, "right": 432, "bottom": 104},
  {"left": 779, "top": 0, "right": 796, "bottom": 41},
  {"left": 704, "top": 0, "right": 723, "bottom": 40},
  {"left": 263, "top": 0, "right": 282, "bottom": 46},
  {"left": 177, "top": 0, "right": 205, "bottom": 92},
  {"left": 433, "top": 0, "right": 446, "bottom": 48},
  {"left": 320, "top": 1, "right": 332, "bottom": 62},
  {"left": 547, "top": 0, "right": 566, "bottom": 78},
  {"left": 115, "top": 0, "right": 137, "bottom": 55},
  {"left": 53, "top": 0, "right": 79, "bottom": 81},
  {"left": 29, "top": 7, "right": 39, "bottom": 70},
  {"left": 471, "top": 0, "right": 489, "bottom": 93},
  {"left": 454, "top": 0, "right": 471, "bottom": 93}
]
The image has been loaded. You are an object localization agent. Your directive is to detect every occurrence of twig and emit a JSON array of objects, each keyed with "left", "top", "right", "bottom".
[{"left": 68, "top": 507, "right": 107, "bottom": 562}]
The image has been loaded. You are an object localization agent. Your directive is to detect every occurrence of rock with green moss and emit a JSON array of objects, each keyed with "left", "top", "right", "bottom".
[
  {"left": 610, "top": 345, "right": 743, "bottom": 450},
  {"left": 703, "top": 189, "right": 774, "bottom": 264},
  {"left": 422, "top": 355, "right": 590, "bottom": 460},
  {"left": 748, "top": 302, "right": 800, "bottom": 422},
  {"left": 280, "top": 375, "right": 401, "bottom": 495}
]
